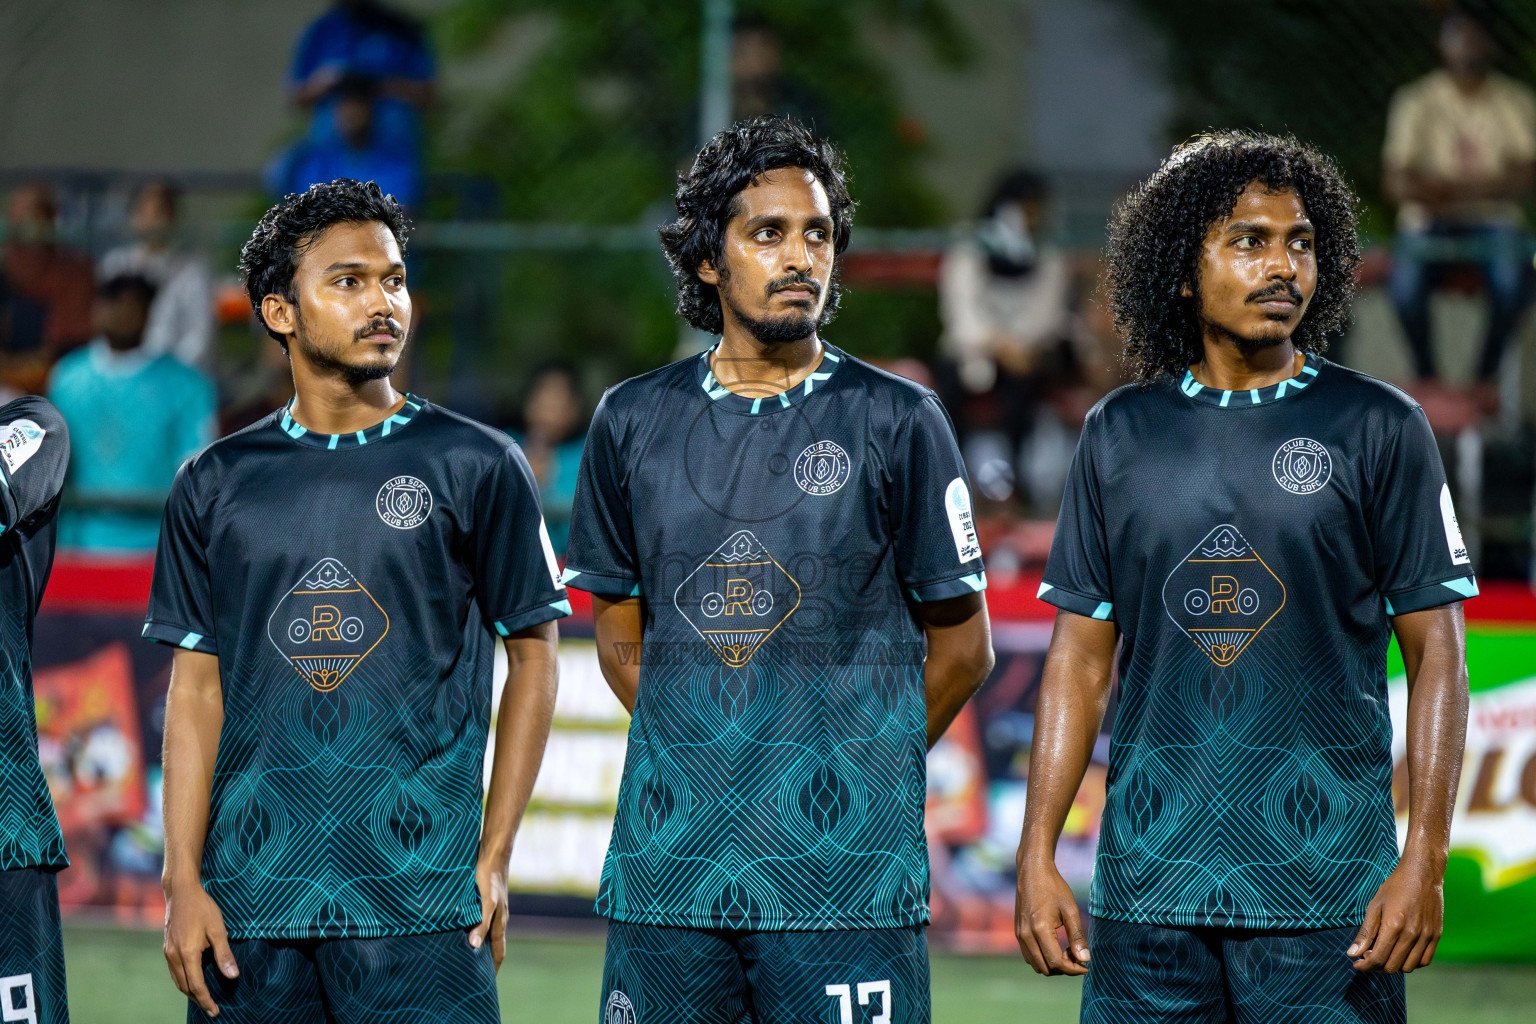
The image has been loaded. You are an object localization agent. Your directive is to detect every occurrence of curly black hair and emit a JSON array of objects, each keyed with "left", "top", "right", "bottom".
[
  {"left": 659, "top": 116, "right": 856, "bottom": 335},
  {"left": 238, "top": 178, "right": 411, "bottom": 349},
  {"left": 1105, "top": 131, "right": 1361, "bottom": 383}
]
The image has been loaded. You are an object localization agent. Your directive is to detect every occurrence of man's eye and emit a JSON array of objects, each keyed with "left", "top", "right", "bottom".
[
  {"left": 754, "top": 229, "right": 778, "bottom": 242},
  {"left": 387, "top": 276, "right": 405, "bottom": 287},
  {"left": 336, "top": 277, "right": 357, "bottom": 286},
  {"left": 1234, "top": 236, "right": 1259, "bottom": 251},
  {"left": 1291, "top": 238, "right": 1313, "bottom": 252},
  {"left": 807, "top": 230, "right": 828, "bottom": 243}
]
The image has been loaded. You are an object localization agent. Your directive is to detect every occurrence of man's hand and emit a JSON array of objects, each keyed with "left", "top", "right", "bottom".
[
  {"left": 163, "top": 882, "right": 237, "bottom": 1016},
  {"left": 468, "top": 856, "right": 511, "bottom": 971},
  {"left": 1349, "top": 853, "right": 1444, "bottom": 974},
  {"left": 1015, "top": 854, "right": 1090, "bottom": 976}
]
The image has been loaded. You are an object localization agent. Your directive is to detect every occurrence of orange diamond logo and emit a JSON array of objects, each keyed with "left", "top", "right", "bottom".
[
  {"left": 268, "top": 557, "right": 389, "bottom": 691},
  {"left": 674, "top": 530, "right": 800, "bottom": 667},
  {"left": 1162, "top": 525, "right": 1285, "bottom": 667}
]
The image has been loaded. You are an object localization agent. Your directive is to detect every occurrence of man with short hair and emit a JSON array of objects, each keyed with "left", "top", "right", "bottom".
[
  {"left": 1015, "top": 132, "right": 1473, "bottom": 1024},
  {"left": 0, "top": 394, "right": 71, "bottom": 1024},
  {"left": 565, "top": 116, "right": 995, "bottom": 1024},
  {"left": 147, "top": 179, "right": 567, "bottom": 1022}
]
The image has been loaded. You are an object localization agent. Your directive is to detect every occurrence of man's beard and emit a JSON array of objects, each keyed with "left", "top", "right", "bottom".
[
  {"left": 292, "top": 311, "right": 402, "bottom": 386},
  {"left": 721, "top": 271, "right": 825, "bottom": 345},
  {"left": 1202, "top": 281, "right": 1303, "bottom": 354}
]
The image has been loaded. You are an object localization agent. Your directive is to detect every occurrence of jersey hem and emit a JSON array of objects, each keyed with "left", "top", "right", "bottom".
[
  {"left": 559, "top": 565, "right": 642, "bottom": 597},
  {"left": 597, "top": 907, "right": 932, "bottom": 932},
  {"left": 222, "top": 907, "right": 482, "bottom": 942},
  {"left": 1383, "top": 574, "right": 1479, "bottom": 616},
  {"left": 906, "top": 568, "right": 988, "bottom": 603},
  {"left": 140, "top": 620, "right": 217, "bottom": 655},
  {"left": 1036, "top": 580, "right": 1114, "bottom": 621},
  {"left": 1089, "top": 903, "right": 1365, "bottom": 930}
]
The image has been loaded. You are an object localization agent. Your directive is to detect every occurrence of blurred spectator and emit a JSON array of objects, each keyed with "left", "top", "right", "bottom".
[
  {"left": 3, "top": 184, "right": 95, "bottom": 354},
  {"left": 731, "top": 15, "right": 824, "bottom": 126},
  {"left": 47, "top": 274, "right": 215, "bottom": 553},
  {"left": 290, "top": 0, "right": 434, "bottom": 153},
  {"left": 511, "top": 363, "right": 587, "bottom": 555},
  {"left": 98, "top": 180, "right": 215, "bottom": 371},
  {"left": 937, "top": 169, "right": 1079, "bottom": 513},
  {"left": 268, "top": 74, "right": 423, "bottom": 209},
  {"left": 1383, "top": 12, "right": 1536, "bottom": 413}
]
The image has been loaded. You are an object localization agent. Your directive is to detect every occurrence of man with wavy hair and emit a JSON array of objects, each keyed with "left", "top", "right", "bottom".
[
  {"left": 1014, "top": 131, "right": 1473, "bottom": 1023},
  {"left": 564, "top": 116, "right": 995, "bottom": 1023}
]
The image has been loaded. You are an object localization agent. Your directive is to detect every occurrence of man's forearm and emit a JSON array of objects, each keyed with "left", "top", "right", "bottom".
[
  {"left": 480, "top": 629, "right": 560, "bottom": 867},
  {"left": 161, "top": 655, "right": 223, "bottom": 890},
  {"left": 1017, "top": 614, "right": 1117, "bottom": 864},
  {"left": 925, "top": 653, "right": 993, "bottom": 749},
  {"left": 1401, "top": 645, "right": 1469, "bottom": 870}
]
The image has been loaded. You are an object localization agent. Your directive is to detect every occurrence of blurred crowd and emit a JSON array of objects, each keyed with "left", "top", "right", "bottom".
[{"left": 0, "top": 5, "right": 1531, "bottom": 579}]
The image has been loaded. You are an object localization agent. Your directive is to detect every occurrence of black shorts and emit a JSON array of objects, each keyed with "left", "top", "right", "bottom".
[
  {"left": 601, "top": 919, "right": 929, "bottom": 1024},
  {"left": 188, "top": 928, "right": 499, "bottom": 1024},
  {"left": 0, "top": 866, "right": 68, "bottom": 1024},
  {"left": 1081, "top": 917, "right": 1405, "bottom": 1024}
]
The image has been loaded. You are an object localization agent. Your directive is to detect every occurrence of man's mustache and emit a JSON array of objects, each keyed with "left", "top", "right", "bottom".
[
  {"left": 355, "top": 318, "right": 405, "bottom": 341},
  {"left": 1246, "top": 281, "right": 1302, "bottom": 304},
  {"left": 767, "top": 272, "right": 821, "bottom": 298}
]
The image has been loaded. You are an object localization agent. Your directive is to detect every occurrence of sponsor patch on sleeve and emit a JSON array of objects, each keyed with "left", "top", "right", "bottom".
[
  {"left": 538, "top": 518, "right": 564, "bottom": 590},
  {"left": 0, "top": 419, "right": 44, "bottom": 475},
  {"left": 1440, "top": 483, "right": 1470, "bottom": 566},
  {"left": 945, "top": 477, "right": 981, "bottom": 563}
]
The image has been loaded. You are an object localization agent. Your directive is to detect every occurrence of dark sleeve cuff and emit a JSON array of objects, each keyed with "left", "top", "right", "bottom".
[
  {"left": 141, "top": 621, "right": 217, "bottom": 654},
  {"left": 1036, "top": 580, "right": 1115, "bottom": 621},
  {"left": 558, "top": 565, "right": 642, "bottom": 598},
  {"left": 1384, "top": 576, "right": 1479, "bottom": 616},
  {"left": 490, "top": 593, "right": 573, "bottom": 636},
  {"left": 905, "top": 569, "right": 988, "bottom": 603}
]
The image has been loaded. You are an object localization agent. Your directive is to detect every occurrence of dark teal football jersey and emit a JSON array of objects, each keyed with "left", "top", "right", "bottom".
[
  {"left": 144, "top": 397, "right": 570, "bottom": 939},
  {"left": 1041, "top": 353, "right": 1476, "bottom": 929},
  {"left": 0, "top": 397, "right": 69, "bottom": 872},
  {"left": 563, "top": 343, "right": 986, "bottom": 931}
]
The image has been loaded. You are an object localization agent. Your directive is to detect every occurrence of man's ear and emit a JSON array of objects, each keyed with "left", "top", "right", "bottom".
[
  {"left": 261, "top": 293, "right": 298, "bottom": 340},
  {"left": 1179, "top": 281, "right": 1193, "bottom": 299},
  {"left": 696, "top": 258, "right": 720, "bottom": 287}
]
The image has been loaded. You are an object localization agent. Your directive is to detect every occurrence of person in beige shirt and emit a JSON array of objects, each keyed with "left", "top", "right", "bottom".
[{"left": 1383, "top": 12, "right": 1536, "bottom": 401}]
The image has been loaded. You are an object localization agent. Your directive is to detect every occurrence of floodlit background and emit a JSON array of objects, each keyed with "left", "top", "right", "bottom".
[{"left": 4, "top": 1, "right": 1535, "bottom": 1020}]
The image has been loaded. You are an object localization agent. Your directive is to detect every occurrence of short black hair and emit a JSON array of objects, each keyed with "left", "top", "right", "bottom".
[
  {"left": 1104, "top": 131, "right": 1361, "bottom": 383},
  {"left": 981, "top": 168, "right": 1049, "bottom": 218},
  {"left": 238, "top": 178, "right": 409, "bottom": 348},
  {"left": 659, "top": 116, "right": 855, "bottom": 335},
  {"left": 97, "top": 272, "right": 157, "bottom": 309}
]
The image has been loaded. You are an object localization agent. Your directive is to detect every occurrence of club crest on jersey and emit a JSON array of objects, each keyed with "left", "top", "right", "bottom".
[
  {"left": 674, "top": 530, "right": 801, "bottom": 667},
  {"left": 1272, "top": 437, "right": 1332, "bottom": 494},
  {"left": 794, "top": 440, "right": 851, "bottom": 495},
  {"left": 1163, "top": 525, "right": 1286, "bottom": 667},
  {"left": 0, "top": 418, "right": 44, "bottom": 474},
  {"left": 268, "top": 557, "right": 390, "bottom": 691},
  {"left": 605, "top": 991, "right": 637, "bottom": 1024},
  {"left": 376, "top": 475, "right": 432, "bottom": 529}
]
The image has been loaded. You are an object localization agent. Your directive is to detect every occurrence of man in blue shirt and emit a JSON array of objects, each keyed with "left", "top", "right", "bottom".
[{"left": 48, "top": 273, "right": 214, "bottom": 552}]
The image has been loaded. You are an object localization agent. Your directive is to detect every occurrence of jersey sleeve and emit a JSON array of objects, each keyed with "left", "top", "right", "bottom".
[
  {"left": 471, "top": 443, "right": 572, "bottom": 636},
  {"left": 891, "top": 394, "right": 987, "bottom": 602},
  {"left": 143, "top": 461, "right": 218, "bottom": 654},
  {"left": 562, "top": 394, "right": 642, "bottom": 597},
  {"left": 0, "top": 396, "right": 69, "bottom": 535},
  {"left": 1038, "top": 412, "right": 1115, "bottom": 621},
  {"left": 1370, "top": 408, "right": 1478, "bottom": 615}
]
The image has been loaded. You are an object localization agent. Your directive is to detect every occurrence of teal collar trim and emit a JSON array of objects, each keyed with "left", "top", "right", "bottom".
[
  {"left": 697, "top": 342, "right": 843, "bottom": 414},
  {"left": 1178, "top": 352, "right": 1322, "bottom": 408},
  {"left": 278, "top": 394, "right": 425, "bottom": 449}
]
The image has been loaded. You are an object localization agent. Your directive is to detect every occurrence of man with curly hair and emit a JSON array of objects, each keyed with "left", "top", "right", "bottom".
[
  {"left": 1013, "top": 132, "right": 1473, "bottom": 1023},
  {"left": 563, "top": 116, "right": 995, "bottom": 1023},
  {"left": 146, "top": 179, "right": 568, "bottom": 1021}
]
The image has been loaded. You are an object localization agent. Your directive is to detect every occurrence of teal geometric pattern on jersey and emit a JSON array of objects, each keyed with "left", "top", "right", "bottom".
[
  {"left": 566, "top": 346, "right": 984, "bottom": 931},
  {"left": 0, "top": 613, "right": 65, "bottom": 872},
  {"left": 0, "top": 867, "right": 70, "bottom": 1024},
  {"left": 1041, "top": 358, "right": 1473, "bottom": 929},
  {"left": 190, "top": 929, "right": 498, "bottom": 1024},
  {"left": 601, "top": 919, "right": 930, "bottom": 1024},
  {"left": 1081, "top": 918, "right": 1404, "bottom": 1024}
]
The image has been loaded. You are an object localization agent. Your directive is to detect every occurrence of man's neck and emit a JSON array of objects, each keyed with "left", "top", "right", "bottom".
[
  {"left": 711, "top": 329, "right": 823, "bottom": 397},
  {"left": 1189, "top": 334, "right": 1302, "bottom": 392},
  {"left": 289, "top": 367, "right": 404, "bottom": 435}
]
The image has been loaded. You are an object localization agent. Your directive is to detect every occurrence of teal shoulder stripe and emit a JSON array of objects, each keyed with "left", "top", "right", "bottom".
[{"left": 1091, "top": 601, "right": 1113, "bottom": 620}]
